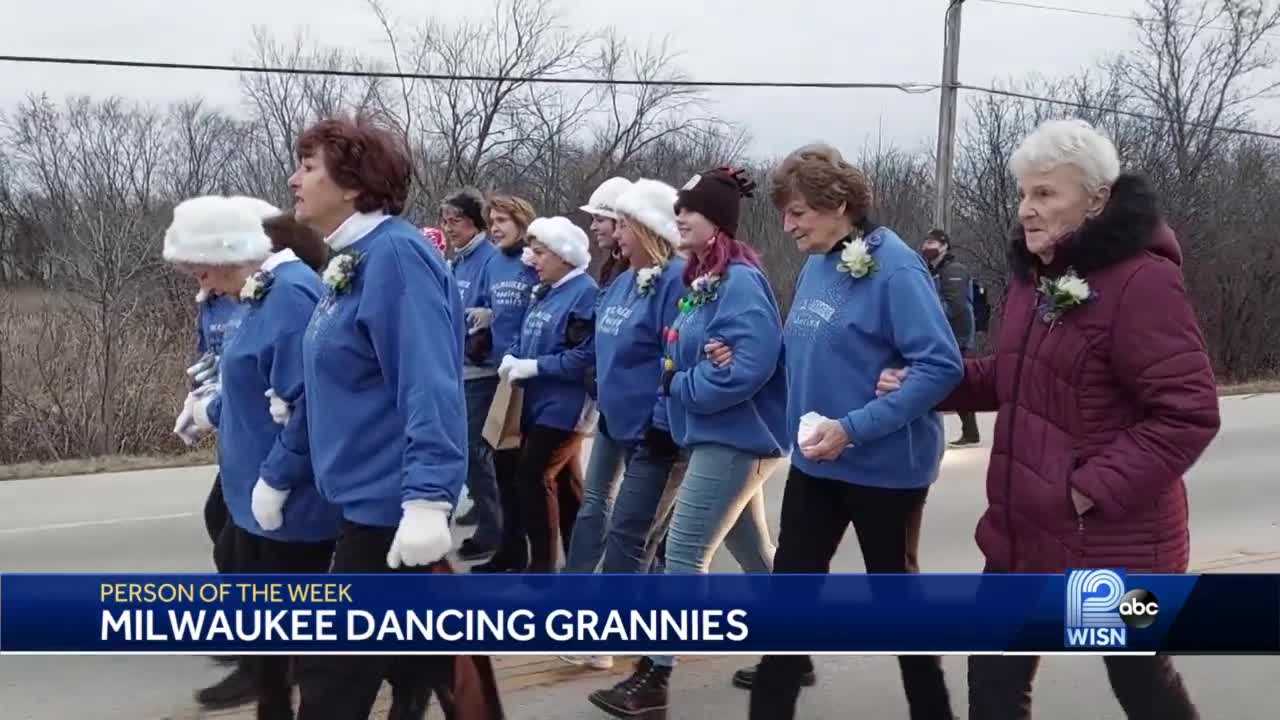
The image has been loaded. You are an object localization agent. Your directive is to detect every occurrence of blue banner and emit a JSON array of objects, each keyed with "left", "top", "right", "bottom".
[{"left": 1, "top": 572, "right": 1276, "bottom": 654}]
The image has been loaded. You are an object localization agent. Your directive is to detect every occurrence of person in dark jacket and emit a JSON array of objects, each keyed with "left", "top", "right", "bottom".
[
  {"left": 921, "top": 229, "right": 980, "bottom": 446},
  {"left": 878, "top": 118, "right": 1220, "bottom": 720}
]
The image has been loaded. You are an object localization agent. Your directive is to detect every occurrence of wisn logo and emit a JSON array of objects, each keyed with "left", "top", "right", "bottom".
[{"left": 1064, "top": 569, "right": 1161, "bottom": 649}]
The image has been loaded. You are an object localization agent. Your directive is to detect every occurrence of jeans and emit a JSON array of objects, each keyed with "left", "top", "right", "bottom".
[
  {"left": 562, "top": 432, "right": 628, "bottom": 572},
  {"left": 600, "top": 439, "right": 685, "bottom": 574},
  {"left": 652, "top": 443, "right": 777, "bottom": 667},
  {"left": 750, "top": 467, "right": 953, "bottom": 720},
  {"left": 463, "top": 375, "right": 501, "bottom": 547}
]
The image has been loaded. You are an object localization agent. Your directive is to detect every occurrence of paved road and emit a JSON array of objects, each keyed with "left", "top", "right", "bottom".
[{"left": 1, "top": 395, "right": 1277, "bottom": 719}]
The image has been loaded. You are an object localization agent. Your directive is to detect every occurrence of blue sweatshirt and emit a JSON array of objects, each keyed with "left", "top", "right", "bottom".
[
  {"left": 514, "top": 270, "right": 598, "bottom": 432},
  {"left": 664, "top": 261, "right": 789, "bottom": 458},
  {"left": 196, "top": 293, "right": 245, "bottom": 359},
  {"left": 451, "top": 234, "right": 498, "bottom": 374},
  {"left": 784, "top": 225, "right": 963, "bottom": 488},
  {"left": 483, "top": 246, "right": 540, "bottom": 363},
  {"left": 595, "top": 258, "right": 686, "bottom": 442},
  {"left": 303, "top": 216, "right": 469, "bottom": 528},
  {"left": 213, "top": 257, "right": 340, "bottom": 542}
]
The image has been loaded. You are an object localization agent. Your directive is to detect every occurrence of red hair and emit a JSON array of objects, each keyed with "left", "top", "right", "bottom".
[
  {"left": 296, "top": 117, "right": 410, "bottom": 215},
  {"left": 683, "top": 230, "right": 763, "bottom": 285}
]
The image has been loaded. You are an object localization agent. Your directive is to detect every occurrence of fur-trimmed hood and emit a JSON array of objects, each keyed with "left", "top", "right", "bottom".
[{"left": 1008, "top": 174, "right": 1180, "bottom": 280}]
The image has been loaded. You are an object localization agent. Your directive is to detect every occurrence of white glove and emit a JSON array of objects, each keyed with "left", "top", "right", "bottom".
[
  {"left": 191, "top": 384, "right": 219, "bottom": 432},
  {"left": 498, "top": 354, "right": 518, "bottom": 380},
  {"left": 507, "top": 358, "right": 539, "bottom": 382},
  {"left": 265, "top": 389, "right": 291, "bottom": 425},
  {"left": 465, "top": 307, "right": 494, "bottom": 335},
  {"left": 798, "top": 412, "right": 827, "bottom": 447},
  {"left": 387, "top": 500, "right": 453, "bottom": 569},
  {"left": 173, "top": 394, "right": 200, "bottom": 446},
  {"left": 186, "top": 353, "right": 219, "bottom": 386},
  {"left": 251, "top": 478, "right": 290, "bottom": 531}
]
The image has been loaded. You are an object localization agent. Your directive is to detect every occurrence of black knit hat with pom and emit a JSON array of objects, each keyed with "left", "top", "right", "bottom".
[{"left": 674, "top": 166, "right": 756, "bottom": 237}]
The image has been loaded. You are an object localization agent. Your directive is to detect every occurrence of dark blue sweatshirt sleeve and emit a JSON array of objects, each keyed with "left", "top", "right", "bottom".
[
  {"left": 207, "top": 393, "right": 223, "bottom": 428},
  {"left": 360, "top": 244, "right": 468, "bottom": 507},
  {"left": 839, "top": 266, "right": 963, "bottom": 443},
  {"left": 535, "top": 287, "right": 597, "bottom": 381},
  {"left": 671, "top": 273, "right": 783, "bottom": 415},
  {"left": 260, "top": 284, "right": 319, "bottom": 491}
]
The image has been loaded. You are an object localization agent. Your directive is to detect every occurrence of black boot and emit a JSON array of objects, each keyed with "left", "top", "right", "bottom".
[
  {"left": 588, "top": 657, "right": 670, "bottom": 719},
  {"left": 732, "top": 663, "right": 816, "bottom": 689},
  {"left": 195, "top": 661, "right": 258, "bottom": 710}
]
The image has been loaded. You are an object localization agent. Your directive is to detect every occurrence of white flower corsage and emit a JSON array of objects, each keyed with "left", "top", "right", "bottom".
[
  {"left": 323, "top": 251, "right": 362, "bottom": 294},
  {"left": 837, "top": 237, "right": 877, "bottom": 278},
  {"left": 240, "top": 270, "right": 274, "bottom": 303},
  {"left": 1037, "top": 268, "right": 1094, "bottom": 324},
  {"left": 635, "top": 265, "right": 663, "bottom": 297}
]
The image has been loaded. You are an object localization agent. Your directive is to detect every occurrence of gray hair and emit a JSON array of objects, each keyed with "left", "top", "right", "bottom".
[{"left": 1008, "top": 118, "right": 1120, "bottom": 193}]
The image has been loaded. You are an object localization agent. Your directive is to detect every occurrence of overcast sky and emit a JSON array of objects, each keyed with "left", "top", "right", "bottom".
[{"left": 2, "top": 0, "right": 1273, "bottom": 158}]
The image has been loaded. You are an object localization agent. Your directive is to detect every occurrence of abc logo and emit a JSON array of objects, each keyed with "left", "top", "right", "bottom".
[{"left": 1118, "top": 589, "right": 1160, "bottom": 629}]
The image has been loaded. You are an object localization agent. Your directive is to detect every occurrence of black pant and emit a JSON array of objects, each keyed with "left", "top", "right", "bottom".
[
  {"left": 516, "top": 425, "right": 583, "bottom": 572},
  {"left": 967, "top": 655, "right": 1197, "bottom": 719},
  {"left": 957, "top": 348, "right": 979, "bottom": 441},
  {"left": 231, "top": 526, "right": 336, "bottom": 719},
  {"left": 205, "top": 474, "right": 235, "bottom": 573},
  {"left": 295, "top": 520, "right": 504, "bottom": 720},
  {"left": 487, "top": 448, "right": 527, "bottom": 568},
  {"left": 750, "top": 468, "right": 954, "bottom": 720}
]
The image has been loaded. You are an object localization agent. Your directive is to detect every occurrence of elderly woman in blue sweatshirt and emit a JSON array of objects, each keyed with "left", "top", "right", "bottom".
[
  {"left": 166, "top": 195, "right": 341, "bottom": 720},
  {"left": 743, "top": 144, "right": 964, "bottom": 720},
  {"left": 286, "top": 117, "right": 501, "bottom": 720},
  {"left": 498, "top": 216, "right": 598, "bottom": 573},
  {"left": 588, "top": 167, "right": 787, "bottom": 720}
]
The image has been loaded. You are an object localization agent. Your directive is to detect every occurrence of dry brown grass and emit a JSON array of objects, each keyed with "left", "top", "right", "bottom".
[
  {"left": 0, "top": 448, "right": 214, "bottom": 481},
  {"left": 1219, "top": 379, "right": 1280, "bottom": 396}
]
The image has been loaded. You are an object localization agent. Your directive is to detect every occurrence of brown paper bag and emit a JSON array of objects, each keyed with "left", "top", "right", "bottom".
[{"left": 482, "top": 378, "right": 523, "bottom": 450}]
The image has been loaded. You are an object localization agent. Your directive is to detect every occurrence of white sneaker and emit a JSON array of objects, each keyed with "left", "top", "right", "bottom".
[{"left": 558, "top": 654, "right": 614, "bottom": 670}]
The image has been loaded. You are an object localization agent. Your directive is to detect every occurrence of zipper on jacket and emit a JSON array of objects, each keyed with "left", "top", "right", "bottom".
[{"left": 1002, "top": 293, "right": 1039, "bottom": 570}]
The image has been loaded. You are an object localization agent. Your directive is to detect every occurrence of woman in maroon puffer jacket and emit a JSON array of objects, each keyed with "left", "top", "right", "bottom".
[{"left": 881, "top": 119, "right": 1219, "bottom": 719}]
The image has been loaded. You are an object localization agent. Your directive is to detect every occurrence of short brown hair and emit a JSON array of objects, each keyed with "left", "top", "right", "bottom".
[
  {"left": 486, "top": 194, "right": 537, "bottom": 235},
  {"left": 263, "top": 213, "right": 327, "bottom": 272},
  {"left": 296, "top": 117, "right": 410, "bottom": 215},
  {"left": 768, "top": 143, "right": 872, "bottom": 221}
]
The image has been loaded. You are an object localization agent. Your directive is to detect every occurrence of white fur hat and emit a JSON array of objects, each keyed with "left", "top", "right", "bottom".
[
  {"left": 163, "top": 195, "right": 273, "bottom": 265},
  {"left": 527, "top": 216, "right": 591, "bottom": 269},
  {"left": 613, "top": 178, "right": 680, "bottom": 246},
  {"left": 229, "top": 196, "right": 282, "bottom": 221},
  {"left": 579, "top": 177, "right": 633, "bottom": 220}
]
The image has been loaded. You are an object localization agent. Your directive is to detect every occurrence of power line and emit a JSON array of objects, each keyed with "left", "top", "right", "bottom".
[
  {"left": 0, "top": 54, "right": 938, "bottom": 93},
  {"left": 958, "top": 82, "right": 1280, "bottom": 141},
  {"left": 1, "top": 52, "right": 1277, "bottom": 142},
  {"left": 973, "top": 0, "right": 1280, "bottom": 39}
]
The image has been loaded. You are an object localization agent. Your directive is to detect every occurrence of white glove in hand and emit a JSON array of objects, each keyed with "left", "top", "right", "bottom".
[
  {"left": 498, "top": 354, "right": 518, "bottom": 380},
  {"left": 507, "top": 358, "right": 539, "bottom": 382},
  {"left": 251, "top": 478, "right": 290, "bottom": 531},
  {"left": 387, "top": 500, "right": 453, "bottom": 569},
  {"left": 191, "top": 384, "right": 219, "bottom": 432},
  {"left": 265, "top": 389, "right": 291, "bottom": 425},
  {"left": 173, "top": 394, "right": 199, "bottom": 446},
  {"left": 798, "top": 412, "right": 827, "bottom": 447},
  {"left": 186, "top": 353, "right": 220, "bottom": 386},
  {"left": 465, "top": 307, "right": 494, "bottom": 335}
]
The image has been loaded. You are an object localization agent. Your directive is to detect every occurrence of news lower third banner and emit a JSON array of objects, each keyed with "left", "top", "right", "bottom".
[{"left": 1, "top": 572, "right": 1277, "bottom": 654}]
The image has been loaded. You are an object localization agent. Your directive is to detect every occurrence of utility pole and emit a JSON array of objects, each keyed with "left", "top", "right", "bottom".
[{"left": 934, "top": 0, "right": 964, "bottom": 233}]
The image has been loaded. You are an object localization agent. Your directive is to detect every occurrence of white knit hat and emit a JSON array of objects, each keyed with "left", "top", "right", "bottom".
[
  {"left": 579, "top": 177, "right": 633, "bottom": 220},
  {"left": 163, "top": 195, "right": 273, "bottom": 265},
  {"left": 613, "top": 178, "right": 680, "bottom": 246},
  {"left": 527, "top": 216, "right": 591, "bottom": 269},
  {"left": 228, "top": 196, "right": 282, "bottom": 221}
]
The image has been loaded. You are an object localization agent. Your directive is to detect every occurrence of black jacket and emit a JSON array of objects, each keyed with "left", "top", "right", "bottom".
[{"left": 930, "top": 253, "right": 975, "bottom": 350}]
